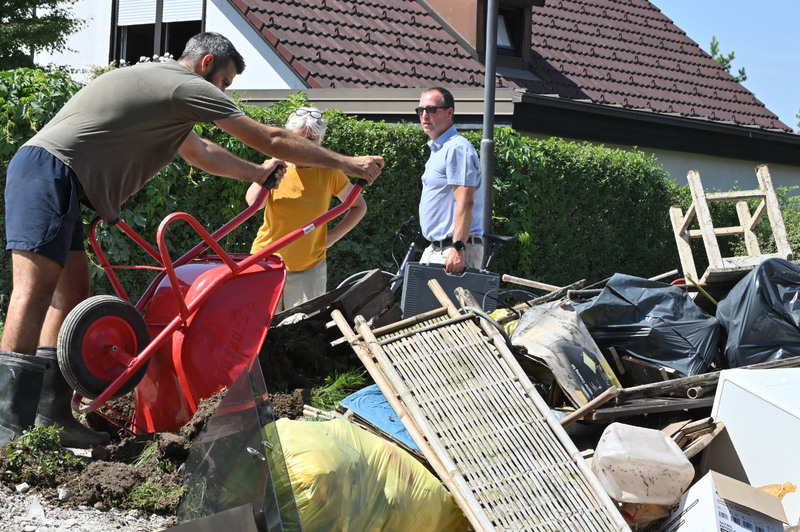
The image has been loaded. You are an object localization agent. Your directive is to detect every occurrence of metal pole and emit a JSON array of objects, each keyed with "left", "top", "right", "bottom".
[{"left": 480, "top": 0, "right": 499, "bottom": 268}]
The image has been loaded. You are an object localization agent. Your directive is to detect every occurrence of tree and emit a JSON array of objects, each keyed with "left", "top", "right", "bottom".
[
  {"left": 0, "top": 1, "right": 85, "bottom": 71},
  {"left": 710, "top": 35, "right": 747, "bottom": 82}
]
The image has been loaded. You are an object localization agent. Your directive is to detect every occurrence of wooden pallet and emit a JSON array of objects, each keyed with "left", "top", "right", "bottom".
[{"left": 333, "top": 291, "right": 629, "bottom": 532}]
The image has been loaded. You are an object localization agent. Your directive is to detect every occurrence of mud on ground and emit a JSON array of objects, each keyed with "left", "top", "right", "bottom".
[{"left": 0, "top": 313, "right": 359, "bottom": 519}]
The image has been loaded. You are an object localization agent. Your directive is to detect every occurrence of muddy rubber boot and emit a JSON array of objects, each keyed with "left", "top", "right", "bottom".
[
  {"left": 34, "top": 346, "right": 111, "bottom": 448},
  {"left": 0, "top": 350, "right": 48, "bottom": 446}
]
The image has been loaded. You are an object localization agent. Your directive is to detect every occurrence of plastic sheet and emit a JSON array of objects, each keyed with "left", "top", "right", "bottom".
[
  {"left": 339, "top": 384, "right": 419, "bottom": 451},
  {"left": 277, "top": 418, "right": 469, "bottom": 532},
  {"left": 511, "top": 300, "right": 622, "bottom": 407},
  {"left": 716, "top": 258, "right": 800, "bottom": 367},
  {"left": 574, "top": 273, "right": 721, "bottom": 377}
]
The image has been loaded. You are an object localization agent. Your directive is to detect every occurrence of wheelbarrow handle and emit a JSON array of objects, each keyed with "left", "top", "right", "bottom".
[{"left": 261, "top": 163, "right": 285, "bottom": 190}]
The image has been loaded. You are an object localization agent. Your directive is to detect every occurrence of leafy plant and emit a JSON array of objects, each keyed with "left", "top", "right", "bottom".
[
  {"left": 3, "top": 425, "right": 85, "bottom": 487},
  {"left": 310, "top": 369, "right": 368, "bottom": 411}
]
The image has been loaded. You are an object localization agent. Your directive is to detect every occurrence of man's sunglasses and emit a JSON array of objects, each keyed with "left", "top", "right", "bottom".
[{"left": 415, "top": 106, "right": 449, "bottom": 117}]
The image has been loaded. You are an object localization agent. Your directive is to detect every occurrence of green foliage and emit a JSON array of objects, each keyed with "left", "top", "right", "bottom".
[
  {"left": 710, "top": 35, "right": 747, "bottom": 83},
  {"left": 3, "top": 425, "right": 85, "bottom": 487},
  {"left": 0, "top": 1, "right": 86, "bottom": 71},
  {"left": 126, "top": 480, "right": 184, "bottom": 513},
  {"left": 0, "top": 67, "right": 82, "bottom": 157},
  {"left": 310, "top": 369, "right": 368, "bottom": 411},
  {"left": 486, "top": 129, "right": 683, "bottom": 285},
  {"left": 5, "top": 67, "right": 800, "bottom": 322},
  {"left": 125, "top": 439, "right": 184, "bottom": 513}
]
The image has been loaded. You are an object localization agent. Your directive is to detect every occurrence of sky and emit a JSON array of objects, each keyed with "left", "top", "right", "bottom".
[{"left": 654, "top": 0, "right": 800, "bottom": 131}]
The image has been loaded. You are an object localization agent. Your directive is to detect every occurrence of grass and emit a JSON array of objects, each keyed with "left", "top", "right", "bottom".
[
  {"left": 4, "top": 425, "right": 85, "bottom": 487},
  {"left": 125, "top": 480, "right": 184, "bottom": 512},
  {"left": 310, "top": 369, "right": 368, "bottom": 411},
  {"left": 127, "top": 439, "right": 184, "bottom": 513}
]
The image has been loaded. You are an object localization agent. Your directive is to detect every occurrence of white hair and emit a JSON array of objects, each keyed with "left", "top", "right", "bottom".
[{"left": 285, "top": 106, "right": 326, "bottom": 142}]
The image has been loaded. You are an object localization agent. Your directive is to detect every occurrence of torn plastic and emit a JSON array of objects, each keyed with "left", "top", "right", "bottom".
[
  {"left": 573, "top": 273, "right": 721, "bottom": 377},
  {"left": 510, "top": 300, "right": 622, "bottom": 407},
  {"left": 716, "top": 258, "right": 800, "bottom": 367}
]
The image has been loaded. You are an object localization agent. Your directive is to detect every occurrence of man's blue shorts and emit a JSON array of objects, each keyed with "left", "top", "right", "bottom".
[{"left": 5, "top": 146, "right": 86, "bottom": 268}]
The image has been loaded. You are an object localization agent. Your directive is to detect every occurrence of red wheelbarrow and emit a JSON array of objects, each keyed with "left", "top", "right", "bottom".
[{"left": 58, "top": 176, "right": 369, "bottom": 434}]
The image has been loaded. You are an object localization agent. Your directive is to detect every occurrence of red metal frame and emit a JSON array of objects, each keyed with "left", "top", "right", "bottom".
[{"left": 73, "top": 180, "right": 368, "bottom": 432}]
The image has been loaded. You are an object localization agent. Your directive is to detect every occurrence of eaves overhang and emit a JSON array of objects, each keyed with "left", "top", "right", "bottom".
[
  {"left": 231, "top": 87, "right": 800, "bottom": 167},
  {"left": 512, "top": 91, "right": 800, "bottom": 166},
  {"left": 234, "top": 88, "right": 517, "bottom": 125}
]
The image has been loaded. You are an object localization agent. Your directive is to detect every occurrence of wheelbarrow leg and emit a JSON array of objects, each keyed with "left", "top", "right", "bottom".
[{"left": 35, "top": 346, "right": 111, "bottom": 448}]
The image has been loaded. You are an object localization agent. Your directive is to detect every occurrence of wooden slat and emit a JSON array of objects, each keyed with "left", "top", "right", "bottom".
[
  {"left": 340, "top": 311, "right": 629, "bottom": 531},
  {"left": 705, "top": 190, "right": 765, "bottom": 201},
  {"left": 736, "top": 199, "right": 762, "bottom": 257},
  {"left": 756, "top": 164, "right": 794, "bottom": 260},
  {"left": 670, "top": 204, "right": 698, "bottom": 280},
  {"left": 687, "top": 170, "right": 724, "bottom": 269}
]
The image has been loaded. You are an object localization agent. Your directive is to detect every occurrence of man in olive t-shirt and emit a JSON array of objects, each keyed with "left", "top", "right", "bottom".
[{"left": 0, "top": 32, "right": 384, "bottom": 447}]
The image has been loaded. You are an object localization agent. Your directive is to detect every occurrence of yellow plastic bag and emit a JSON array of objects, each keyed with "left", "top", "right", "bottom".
[{"left": 277, "top": 418, "right": 470, "bottom": 532}]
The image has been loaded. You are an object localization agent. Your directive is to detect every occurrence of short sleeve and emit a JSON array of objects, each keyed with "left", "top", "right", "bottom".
[
  {"left": 172, "top": 78, "right": 244, "bottom": 124},
  {"left": 330, "top": 169, "right": 350, "bottom": 196},
  {"left": 444, "top": 141, "right": 481, "bottom": 187}
]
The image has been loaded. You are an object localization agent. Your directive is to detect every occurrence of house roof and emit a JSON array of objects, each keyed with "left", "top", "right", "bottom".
[{"left": 229, "top": 0, "right": 791, "bottom": 133}]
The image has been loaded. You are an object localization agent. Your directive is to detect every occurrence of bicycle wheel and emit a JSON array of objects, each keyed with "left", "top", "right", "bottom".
[{"left": 57, "top": 295, "right": 151, "bottom": 400}]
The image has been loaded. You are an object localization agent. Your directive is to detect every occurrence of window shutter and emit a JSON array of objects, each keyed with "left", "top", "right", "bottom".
[
  {"left": 162, "top": 0, "right": 204, "bottom": 23},
  {"left": 118, "top": 0, "right": 157, "bottom": 26}
]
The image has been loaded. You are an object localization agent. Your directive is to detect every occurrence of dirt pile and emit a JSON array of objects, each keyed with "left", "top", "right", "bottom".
[{"left": 0, "top": 314, "right": 354, "bottom": 519}]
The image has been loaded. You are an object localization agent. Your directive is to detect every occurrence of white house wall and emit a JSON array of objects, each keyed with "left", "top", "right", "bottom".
[
  {"left": 33, "top": 0, "right": 305, "bottom": 90},
  {"left": 35, "top": 0, "right": 112, "bottom": 81},
  {"left": 524, "top": 132, "right": 800, "bottom": 195},
  {"left": 205, "top": 0, "right": 306, "bottom": 91}
]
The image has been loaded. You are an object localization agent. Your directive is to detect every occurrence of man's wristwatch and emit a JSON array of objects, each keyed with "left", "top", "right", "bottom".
[{"left": 452, "top": 240, "right": 466, "bottom": 252}]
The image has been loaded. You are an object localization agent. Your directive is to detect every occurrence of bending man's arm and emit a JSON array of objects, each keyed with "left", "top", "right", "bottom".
[
  {"left": 179, "top": 132, "right": 286, "bottom": 187},
  {"left": 215, "top": 115, "right": 384, "bottom": 183}
]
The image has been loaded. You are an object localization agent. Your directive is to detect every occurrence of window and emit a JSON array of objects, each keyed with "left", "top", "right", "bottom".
[
  {"left": 497, "top": 7, "right": 524, "bottom": 57},
  {"left": 113, "top": 0, "right": 204, "bottom": 63}
]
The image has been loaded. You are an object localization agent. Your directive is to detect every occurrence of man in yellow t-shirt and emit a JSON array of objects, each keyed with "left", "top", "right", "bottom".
[{"left": 247, "top": 107, "right": 367, "bottom": 311}]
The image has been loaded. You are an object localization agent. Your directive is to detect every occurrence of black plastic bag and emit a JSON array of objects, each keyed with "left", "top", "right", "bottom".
[
  {"left": 574, "top": 274, "right": 721, "bottom": 377},
  {"left": 716, "top": 258, "right": 800, "bottom": 367}
]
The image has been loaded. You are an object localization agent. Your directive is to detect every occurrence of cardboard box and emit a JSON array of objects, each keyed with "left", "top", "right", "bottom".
[
  {"left": 646, "top": 471, "right": 787, "bottom": 532},
  {"left": 701, "top": 368, "right": 800, "bottom": 526}
]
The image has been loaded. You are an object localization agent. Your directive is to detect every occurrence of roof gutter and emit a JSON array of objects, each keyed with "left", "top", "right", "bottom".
[{"left": 513, "top": 91, "right": 800, "bottom": 145}]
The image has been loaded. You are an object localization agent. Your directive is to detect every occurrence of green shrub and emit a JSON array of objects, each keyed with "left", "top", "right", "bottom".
[{"left": 5, "top": 67, "right": 797, "bottom": 321}]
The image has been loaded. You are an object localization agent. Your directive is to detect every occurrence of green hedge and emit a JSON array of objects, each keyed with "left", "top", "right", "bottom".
[{"left": 5, "top": 67, "right": 796, "bottom": 321}]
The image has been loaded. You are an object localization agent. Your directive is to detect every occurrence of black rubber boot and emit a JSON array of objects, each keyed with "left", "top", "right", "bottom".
[
  {"left": 0, "top": 350, "right": 48, "bottom": 446},
  {"left": 34, "top": 346, "right": 111, "bottom": 448}
]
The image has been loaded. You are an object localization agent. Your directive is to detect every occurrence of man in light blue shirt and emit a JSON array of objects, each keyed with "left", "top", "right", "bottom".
[{"left": 417, "top": 87, "right": 484, "bottom": 273}]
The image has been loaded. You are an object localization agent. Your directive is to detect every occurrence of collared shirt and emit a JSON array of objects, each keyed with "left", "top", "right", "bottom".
[{"left": 419, "top": 125, "right": 483, "bottom": 241}]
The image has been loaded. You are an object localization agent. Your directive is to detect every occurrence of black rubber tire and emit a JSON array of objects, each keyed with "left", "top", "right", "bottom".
[{"left": 57, "top": 295, "right": 151, "bottom": 400}]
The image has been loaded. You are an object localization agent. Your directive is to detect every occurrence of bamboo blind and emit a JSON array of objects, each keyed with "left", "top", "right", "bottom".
[{"left": 346, "top": 313, "right": 629, "bottom": 532}]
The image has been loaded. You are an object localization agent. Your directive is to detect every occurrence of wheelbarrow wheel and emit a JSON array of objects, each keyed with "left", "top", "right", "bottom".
[{"left": 57, "top": 295, "right": 151, "bottom": 400}]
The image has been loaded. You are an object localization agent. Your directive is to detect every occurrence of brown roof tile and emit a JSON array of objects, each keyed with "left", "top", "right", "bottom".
[{"left": 231, "top": 0, "right": 789, "bottom": 131}]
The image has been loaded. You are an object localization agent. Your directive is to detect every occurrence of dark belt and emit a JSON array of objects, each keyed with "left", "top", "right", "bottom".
[{"left": 431, "top": 235, "right": 483, "bottom": 248}]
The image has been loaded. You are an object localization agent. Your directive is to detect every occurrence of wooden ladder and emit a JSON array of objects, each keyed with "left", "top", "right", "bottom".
[{"left": 670, "top": 165, "right": 793, "bottom": 284}]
